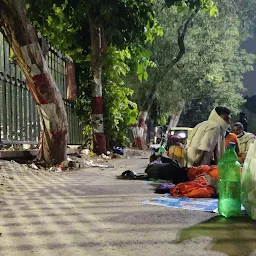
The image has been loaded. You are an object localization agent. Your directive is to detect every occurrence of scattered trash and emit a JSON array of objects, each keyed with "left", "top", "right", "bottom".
[
  {"left": 92, "top": 163, "right": 113, "bottom": 168},
  {"left": 113, "top": 147, "right": 124, "bottom": 155},
  {"left": 28, "top": 163, "right": 39, "bottom": 170},
  {"left": 84, "top": 160, "right": 93, "bottom": 167},
  {"left": 48, "top": 167, "right": 55, "bottom": 172},
  {"left": 61, "top": 160, "right": 75, "bottom": 168},
  {"left": 106, "top": 151, "right": 111, "bottom": 156},
  {"left": 55, "top": 166, "right": 62, "bottom": 173},
  {"left": 81, "top": 149, "right": 89, "bottom": 155},
  {"left": 67, "top": 156, "right": 73, "bottom": 161},
  {"left": 48, "top": 166, "right": 62, "bottom": 173},
  {"left": 89, "top": 151, "right": 95, "bottom": 157},
  {"left": 84, "top": 160, "right": 114, "bottom": 168},
  {"left": 101, "top": 154, "right": 111, "bottom": 160},
  {"left": 74, "top": 162, "right": 80, "bottom": 168},
  {"left": 96, "top": 158, "right": 104, "bottom": 163},
  {"left": 10, "top": 160, "right": 18, "bottom": 164}
]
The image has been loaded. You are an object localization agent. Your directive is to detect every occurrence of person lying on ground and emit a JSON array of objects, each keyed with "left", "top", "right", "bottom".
[
  {"left": 232, "top": 122, "right": 256, "bottom": 163},
  {"left": 185, "top": 106, "right": 231, "bottom": 167}
]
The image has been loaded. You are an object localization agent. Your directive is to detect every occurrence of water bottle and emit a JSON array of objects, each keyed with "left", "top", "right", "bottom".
[
  {"left": 158, "top": 145, "right": 166, "bottom": 154},
  {"left": 218, "top": 142, "right": 241, "bottom": 218}
]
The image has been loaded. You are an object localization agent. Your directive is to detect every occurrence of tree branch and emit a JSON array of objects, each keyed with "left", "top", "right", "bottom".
[
  {"left": 171, "top": 7, "right": 200, "bottom": 66},
  {"left": 141, "top": 73, "right": 158, "bottom": 111}
]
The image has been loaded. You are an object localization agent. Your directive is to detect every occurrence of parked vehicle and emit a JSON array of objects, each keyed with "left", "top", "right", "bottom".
[
  {"left": 150, "top": 130, "right": 168, "bottom": 153},
  {"left": 166, "top": 127, "right": 193, "bottom": 166},
  {"left": 167, "top": 127, "right": 193, "bottom": 147},
  {"left": 150, "top": 126, "right": 192, "bottom": 154}
]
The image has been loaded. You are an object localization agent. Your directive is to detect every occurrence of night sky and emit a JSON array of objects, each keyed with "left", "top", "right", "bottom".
[{"left": 241, "top": 37, "right": 256, "bottom": 96}]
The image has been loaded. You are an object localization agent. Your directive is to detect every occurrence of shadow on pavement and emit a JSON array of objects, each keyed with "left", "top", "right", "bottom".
[{"left": 177, "top": 215, "right": 256, "bottom": 256}]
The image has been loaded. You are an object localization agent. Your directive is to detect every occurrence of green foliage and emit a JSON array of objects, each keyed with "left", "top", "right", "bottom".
[
  {"left": 27, "top": 0, "right": 161, "bottom": 148},
  {"left": 127, "top": 0, "right": 256, "bottom": 127},
  {"left": 28, "top": 0, "right": 253, "bottom": 145},
  {"left": 165, "top": 0, "right": 218, "bottom": 16},
  {"left": 74, "top": 96, "right": 92, "bottom": 147},
  {"left": 103, "top": 47, "right": 138, "bottom": 147},
  {"left": 27, "top": 0, "right": 161, "bottom": 60},
  {"left": 73, "top": 66, "right": 92, "bottom": 147}
]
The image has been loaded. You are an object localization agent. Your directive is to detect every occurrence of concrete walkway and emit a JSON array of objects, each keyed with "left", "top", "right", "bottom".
[{"left": 0, "top": 156, "right": 256, "bottom": 256}]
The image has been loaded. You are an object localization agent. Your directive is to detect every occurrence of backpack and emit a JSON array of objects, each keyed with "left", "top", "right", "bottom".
[{"left": 145, "top": 156, "right": 188, "bottom": 184}]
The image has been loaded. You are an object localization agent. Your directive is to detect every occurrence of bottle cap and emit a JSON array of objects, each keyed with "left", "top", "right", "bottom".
[{"left": 228, "top": 142, "right": 236, "bottom": 147}]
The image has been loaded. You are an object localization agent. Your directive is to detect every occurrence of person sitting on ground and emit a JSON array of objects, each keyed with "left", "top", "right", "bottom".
[
  {"left": 232, "top": 122, "right": 255, "bottom": 163},
  {"left": 225, "top": 129, "right": 240, "bottom": 155},
  {"left": 185, "top": 106, "right": 231, "bottom": 167},
  {"left": 168, "top": 135, "right": 185, "bottom": 166}
]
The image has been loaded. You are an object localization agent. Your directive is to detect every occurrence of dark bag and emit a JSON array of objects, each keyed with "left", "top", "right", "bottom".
[{"left": 145, "top": 156, "right": 188, "bottom": 184}]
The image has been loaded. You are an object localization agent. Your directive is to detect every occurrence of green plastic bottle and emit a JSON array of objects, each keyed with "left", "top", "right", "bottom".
[
  {"left": 218, "top": 142, "right": 241, "bottom": 218},
  {"left": 158, "top": 145, "right": 166, "bottom": 154}
]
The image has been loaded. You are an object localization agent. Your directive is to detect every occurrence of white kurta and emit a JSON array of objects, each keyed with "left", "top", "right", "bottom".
[
  {"left": 185, "top": 109, "right": 229, "bottom": 167},
  {"left": 237, "top": 132, "right": 256, "bottom": 154}
]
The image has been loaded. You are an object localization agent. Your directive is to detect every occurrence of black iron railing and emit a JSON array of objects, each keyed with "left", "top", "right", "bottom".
[{"left": 0, "top": 32, "right": 83, "bottom": 145}]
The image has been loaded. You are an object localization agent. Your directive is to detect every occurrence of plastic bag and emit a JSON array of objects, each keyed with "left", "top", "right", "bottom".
[{"left": 241, "top": 141, "right": 256, "bottom": 219}]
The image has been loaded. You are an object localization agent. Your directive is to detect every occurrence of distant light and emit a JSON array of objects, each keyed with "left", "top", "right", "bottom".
[{"left": 178, "top": 132, "right": 186, "bottom": 139}]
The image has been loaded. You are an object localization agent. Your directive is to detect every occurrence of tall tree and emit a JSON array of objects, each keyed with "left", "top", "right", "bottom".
[
  {"left": 127, "top": 0, "right": 217, "bottom": 148},
  {"left": 128, "top": 0, "right": 255, "bottom": 135},
  {"left": 0, "top": 0, "right": 68, "bottom": 164},
  {"left": 27, "top": 0, "right": 162, "bottom": 154}
]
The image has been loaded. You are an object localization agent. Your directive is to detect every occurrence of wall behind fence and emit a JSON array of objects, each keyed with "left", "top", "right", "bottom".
[{"left": 0, "top": 32, "right": 84, "bottom": 145}]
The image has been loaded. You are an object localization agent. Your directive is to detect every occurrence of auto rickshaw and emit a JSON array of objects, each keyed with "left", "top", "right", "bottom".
[{"left": 167, "top": 127, "right": 193, "bottom": 166}]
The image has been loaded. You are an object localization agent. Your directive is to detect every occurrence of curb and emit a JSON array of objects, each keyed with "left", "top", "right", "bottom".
[{"left": 0, "top": 148, "right": 80, "bottom": 159}]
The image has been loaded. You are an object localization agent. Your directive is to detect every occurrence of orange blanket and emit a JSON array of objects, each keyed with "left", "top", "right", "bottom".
[
  {"left": 172, "top": 164, "right": 243, "bottom": 198},
  {"left": 187, "top": 165, "right": 218, "bottom": 180},
  {"left": 170, "top": 176, "right": 215, "bottom": 198}
]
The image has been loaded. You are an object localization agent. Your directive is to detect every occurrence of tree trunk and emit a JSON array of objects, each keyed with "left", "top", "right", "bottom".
[
  {"left": 143, "top": 122, "right": 148, "bottom": 141},
  {"left": 91, "top": 66, "right": 106, "bottom": 154},
  {"left": 168, "top": 106, "right": 184, "bottom": 130},
  {"left": 132, "top": 89, "right": 157, "bottom": 150},
  {"left": 89, "top": 12, "right": 106, "bottom": 154},
  {"left": 0, "top": 0, "right": 68, "bottom": 164},
  {"left": 153, "top": 126, "right": 158, "bottom": 144}
]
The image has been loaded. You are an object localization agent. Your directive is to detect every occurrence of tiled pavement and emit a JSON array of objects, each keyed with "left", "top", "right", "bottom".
[{"left": 0, "top": 157, "right": 256, "bottom": 256}]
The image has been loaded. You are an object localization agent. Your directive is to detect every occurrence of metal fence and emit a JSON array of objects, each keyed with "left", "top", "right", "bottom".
[{"left": 0, "top": 32, "right": 84, "bottom": 145}]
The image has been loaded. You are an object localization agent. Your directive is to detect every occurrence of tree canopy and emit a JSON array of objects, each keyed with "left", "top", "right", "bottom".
[
  {"left": 127, "top": 0, "right": 256, "bottom": 127},
  {"left": 22, "top": 0, "right": 256, "bottom": 144}
]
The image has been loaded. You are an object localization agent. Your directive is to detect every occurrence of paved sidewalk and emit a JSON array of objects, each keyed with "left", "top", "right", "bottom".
[{"left": 0, "top": 156, "right": 256, "bottom": 256}]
